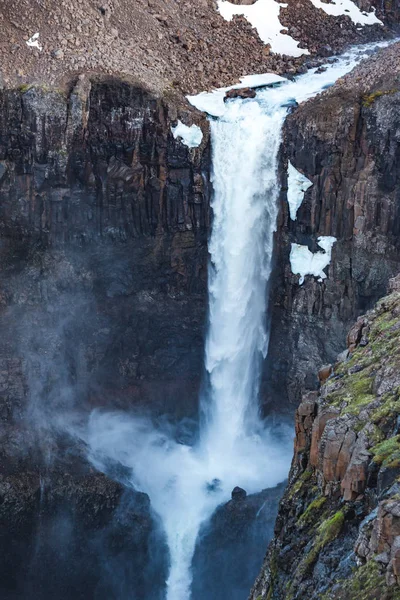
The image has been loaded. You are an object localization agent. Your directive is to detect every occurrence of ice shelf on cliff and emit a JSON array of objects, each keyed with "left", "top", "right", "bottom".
[
  {"left": 217, "top": 0, "right": 309, "bottom": 57},
  {"left": 171, "top": 120, "right": 203, "bottom": 148},
  {"left": 187, "top": 73, "right": 286, "bottom": 117},
  {"left": 309, "top": 0, "right": 382, "bottom": 26},
  {"left": 287, "top": 161, "right": 313, "bottom": 220},
  {"left": 290, "top": 236, "right": 337, "bottom": 285}
]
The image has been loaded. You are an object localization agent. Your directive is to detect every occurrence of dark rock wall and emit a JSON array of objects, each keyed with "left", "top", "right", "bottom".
[
  {"left": 263, "top": 78, "right": 400, "bottom": 415},
  {"left": 192, "top": 483, "right": 286, "bottom": 600},
  {"left": 0, "top": 78, "right": 209, "bottom": 598},
  {"left": 0, "top": 471, "right": 167, "bottom": 600},
  {"left": 0, "top": 79, "right": 210, "bottom": 430}
]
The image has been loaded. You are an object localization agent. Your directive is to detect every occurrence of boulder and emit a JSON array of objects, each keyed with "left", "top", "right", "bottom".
[
  {"left": 224, "top": 87, "right": 256, "bottom": 101},
  {"left": 232, "top": 486, "right": 247, "bottom": 501}
]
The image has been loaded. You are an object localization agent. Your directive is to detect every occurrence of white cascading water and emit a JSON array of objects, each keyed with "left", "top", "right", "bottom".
[{"left": 78, "top": 41, "right": 391, "bottom": 600}]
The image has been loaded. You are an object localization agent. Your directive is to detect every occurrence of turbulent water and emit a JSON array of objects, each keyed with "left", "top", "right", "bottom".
[{"left": 80, "top": 42, "right": 391, "bottom": 600}]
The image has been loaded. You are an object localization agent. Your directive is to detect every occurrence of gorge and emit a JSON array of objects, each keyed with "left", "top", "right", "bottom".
[
  {"left": 1, "top": 0, "right": 400, "bottom": 599},
  {"left": 63, "top": 41, "right": 397, "bottom": 599}
]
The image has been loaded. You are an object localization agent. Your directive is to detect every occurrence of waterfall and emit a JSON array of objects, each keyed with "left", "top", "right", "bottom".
[
  {"left": 202, "top": 99, "right": 286, "bottom": 454},
  {"left": 79, "top": 41, "right": 391, "bottom": 600}
]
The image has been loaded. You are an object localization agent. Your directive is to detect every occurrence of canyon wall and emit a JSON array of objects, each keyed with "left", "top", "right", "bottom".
[
  {"left": 263, "top": 43, "right": 400, "bottom": 414},
  {"left": 0, "top": 78, "right": 210, "bottom": 430},
  {"left": 1, "top": 38, "right": 400, "bottom": 600},
  {"left": 0, "top": 78, "right": 209, "bottom": 597}
]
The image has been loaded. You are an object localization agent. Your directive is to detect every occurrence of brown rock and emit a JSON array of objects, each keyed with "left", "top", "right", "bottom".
[
  {"left": 318, "top": 364, "right": 332, "bottom": 384},
  {"left": 225, "top": 87, "right": 256, "bottom": 101},
  {"left": 347, "top": 317, "right": 368, "bottom": 352},
  {"left": 294, "top": 391, "right": 318, "bottom": 458},
  {"left": 309, "top": 407, "right": 339, "bottom": 468}
]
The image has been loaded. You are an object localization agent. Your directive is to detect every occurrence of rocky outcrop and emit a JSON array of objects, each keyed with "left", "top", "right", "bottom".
[
  {"left": 193, "top": 482, "right": 286, "bottom": 600},
  {"left": 264, "top": 42, "right": 400, "bottom": 415},
  {"left": 251, "top": 284, "right": 400, "bottom": 599}
]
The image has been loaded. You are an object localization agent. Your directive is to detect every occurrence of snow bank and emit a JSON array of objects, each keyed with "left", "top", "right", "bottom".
[
  {"left": 287, "top": 162, "right": 313, "bottom": 220},
  {"left": 217, "top": 0, "right": 309, "bottom": 57},
  {"left": 290, "top": 236, "right": 337, "bottom": 284},
  {"left": 171, "top": 120, "right": 203, "bottom": 148},
  {"left": 308, "top": 0, "right": 382, "bottom": 26},
  {"left": 26, "top": 33, "right": 42, "bottom": 51},
  {"left": 187, "top": 73, "right": 286, "bottom": 117}
]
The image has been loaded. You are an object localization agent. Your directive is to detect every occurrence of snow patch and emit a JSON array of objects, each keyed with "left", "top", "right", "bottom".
[
  {"left": 187, "top": 72, "right": 286, "bottom": 117},
  {"left": 290, "top": 236, "right": 337, "bottom": 284},
  {"left": 171, "top": 120, "right": 203, "bottom": 148},
  {"left": 26, "top": 32, "right": 42, "bottom": 51},
  {"left": 287, "top": 161, "right": 313, "bottom": 220},
  {"left": 308, "top": 0, "right": 382, "bottom": 26},
  {"left": 217, "top": 0, "right": 309, "bottom": 57}
]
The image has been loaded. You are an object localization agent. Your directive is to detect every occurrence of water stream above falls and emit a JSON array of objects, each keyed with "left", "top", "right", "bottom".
[{"left": 78, "top": 41, "right": 392, "bottom": 600}]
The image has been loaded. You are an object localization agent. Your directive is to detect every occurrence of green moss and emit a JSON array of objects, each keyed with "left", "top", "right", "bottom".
[
  {"left": 296, "top": 510, "right": 345, "bottom": 577},
  {"left": 332, "top": 560, "right": 392, "bottom": 599},
  {"left": 317, "top": 510, "right": 345, "bottom": 549},
  {"left": 287, "top": 468, "right": 313, "bottom": 499},
  {"left": 362, "top": 89, "right": 398, "bottom": 108},
  {"left": 265, "top": 549, "right": 278, "bottom": 600},
  {"left": 325, "top": 369, "right": 374, "bottom": 415},
  {"left": 371, "top": 391, "right": 400, "bottom": 424},
  {"left": 17, "top": 84, "right": 33, "bottom": 93},
  {"left": 371, "top": 435, "right": 400, "bottom": 466},
  {"left": 298, "top": 495, "right": 327, "bottom": 526},
  {"left": 14, "top": 83, "right": 67, "bottom": 97}
]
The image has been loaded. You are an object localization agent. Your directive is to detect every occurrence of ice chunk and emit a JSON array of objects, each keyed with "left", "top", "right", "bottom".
[
  {"left": 290, "top": 236, "right": 337, "bottom": 285},
  {"left": 308, "top": 0, "right": 382, "bottom": 26},
  {"left": 217, "top": 0, "right": 309, "bottom": 57},
  {"left": 287, "top": 162, "right": 313, "bottom": 220},
  {"left": 26, "top": 32, "right": 42, "bottom": 51},
  {"left": 171, "top": 120, "right": 203, "bottom": 148}
]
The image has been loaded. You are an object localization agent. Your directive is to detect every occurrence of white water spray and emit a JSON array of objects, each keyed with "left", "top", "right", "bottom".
[{"left": 79, "top": 41, "right": 391, "bottom": 600}]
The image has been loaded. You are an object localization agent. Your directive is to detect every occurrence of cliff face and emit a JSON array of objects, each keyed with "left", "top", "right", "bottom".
[
  {"left": 264, "top": 42, "right": 400, "bottom": 414},
  {"left": 0, "top": 78, "right": 210, "bottom": 430},
  {"left": 0, "top": 78, "right": 210, "bottom": 595},
  {"left": 251, "top": 275, "right": 400, "bottom": 600}
]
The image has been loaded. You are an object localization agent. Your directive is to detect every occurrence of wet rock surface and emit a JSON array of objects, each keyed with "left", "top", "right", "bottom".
[
  {"left": 0, "top": 465, "right": 168, "bottom": 600},
  {"left": 251, "top": 287, "right": 400, "bottom": 599},
  {"left": 193, "top": 482, "right": 286, "bottom": 600},
  {"left": 0, "top": 78, "right": 210, "bottom": 596},
  {"left": 0, "top": 79, "right": 210, "bottom": 428}
]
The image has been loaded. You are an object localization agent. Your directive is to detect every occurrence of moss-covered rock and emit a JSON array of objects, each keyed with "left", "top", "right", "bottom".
[{"left": 250, "top": 288, "right": 400, "bottom": 600}]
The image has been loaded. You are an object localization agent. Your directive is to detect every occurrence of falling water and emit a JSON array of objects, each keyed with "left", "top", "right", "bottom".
[
  {"left": 80, "top": 41, "right": 392, "bottom": 600},
  {"left": 202, "top": 99, "right": 284, "bottom": 454}
]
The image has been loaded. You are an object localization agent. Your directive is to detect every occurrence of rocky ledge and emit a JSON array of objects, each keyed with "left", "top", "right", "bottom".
[{"left": 251, "top": 274, "right": 400, "bottom": 599}]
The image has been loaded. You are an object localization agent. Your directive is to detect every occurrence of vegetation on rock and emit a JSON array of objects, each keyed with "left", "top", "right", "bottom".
[{"left": 250, "top": 280, "right": 400, "bottom": 600}]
